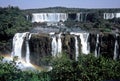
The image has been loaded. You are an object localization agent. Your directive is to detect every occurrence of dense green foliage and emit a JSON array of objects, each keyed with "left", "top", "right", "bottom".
[
  {"left": 0, "top": 54, "right": 120, "bottom": 81},
  {"left": 50, "top": 54, "right": 120, "bottom": 81},
  {"left": 0, "top": 6, "right": 31, "bottom": 40},
  {"left": 0, "top": 6, "right": 32, "bottom": 53},
  {"left": 64, "top": 18, "right": 120, "bottom": 32},
  {"left": 0, "top": 56, "right": 51, "bottom": 81}
]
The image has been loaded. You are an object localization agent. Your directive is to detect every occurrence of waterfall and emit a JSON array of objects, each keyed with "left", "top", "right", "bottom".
[
  {"left": 12, "top": 33, "right": 27, "bottom": 59},
  {"left": 113, "top": 34, "right": 119, "bottom": 60},
  {"left": 50, "top": 32, "right": 57, "bottom": 56},
  {"left": 26, "top": 33, "right": 31, "bottom": 63},
  {"left": 32, "top": 13, "right": 67, "bottom": 23},
  {"left": 116, "top": 13, "right": 120, "bottom": 18},
  {"left": 50, "top": 33, "right": 62, "bottom": 57},
  {"left": 11, "top": 32, "right": 35, "bottom": 70},
  {"left": 95, "top": 34, "right": 100, "bottom": 57},
  {"left": 70, "top": 32, "right": 90, "bottom": 55},
  {"left": 57, "top": 33, "right": 62, "bottom": 55},
  {"left": 11, "top": 32, "right": 31, "bottom": 63},
  {"left": 75, "top": 36, "right": 79, "bottom": 61},
  {"left": 51, "top": 36, "right": 57, "bottom": 56},
  {"left": 79, "top": 33, "right": 90, "bottom": 54},
  {"left": 103, "top": 13, "right": 120, "bottom": 19}
]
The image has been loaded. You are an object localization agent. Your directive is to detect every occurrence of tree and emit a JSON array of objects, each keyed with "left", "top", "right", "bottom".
[{"left": 0, "top": 6, "right": 31, "bottom": 40}]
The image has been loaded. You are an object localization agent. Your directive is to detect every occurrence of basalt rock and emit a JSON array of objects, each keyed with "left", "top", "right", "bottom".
[
  {"left": 9, "top": 32, "right": 120, "bottom": 66},
  {"left": 29, "top": 34, "right": 51, "bottom": 65},
  {"left": 62, "top": 33, "right": 76, "bottom": 60},
  {"left": 100, "top": 33, "right": 115, "bottom": 59},
  {"left": 89, "top": 33, "right": 97, "bottom": 53},
  {"left": 29, "top": 32, "right": 120, "bottom": 63}
]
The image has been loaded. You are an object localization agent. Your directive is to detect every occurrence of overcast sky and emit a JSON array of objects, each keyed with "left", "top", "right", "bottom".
[{"left": 0, "top": 0, "right": 120, "bottom": 9}]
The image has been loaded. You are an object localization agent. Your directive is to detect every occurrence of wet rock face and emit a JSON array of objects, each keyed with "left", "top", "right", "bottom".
[
  {"left": 89, "top": 33, "right": 97, "bottom": 53},
  {"left": 118, "top": 35, "right": 120, "bottom": 59},
  {"left": 89, "top": 33, "right": 119, "bottom": 58},
  {"left": 29, "top": 33, "right": 76, "bottom": 65},
  {"left": 29, "top": 34, "right": 51, "bottom": 65},
  {"left": 100, "top": 34, "right": 115, "bottom": 59},
  {"left": 62, "top": 34, "right": 76, "bottom": 60},
  {"left": 28, "top": 32, "right": 120, "bottom": 66}
]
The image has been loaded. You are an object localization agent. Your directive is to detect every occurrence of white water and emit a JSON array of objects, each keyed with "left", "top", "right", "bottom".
[
  {"left": 32, "top": 13, "right": 68, "bottom": 23},
  {"left": 70, "top": 32, "right": 90, "bottom": 55},
  {"left": 11, "top": 32, "right": 35, "bottom": 70},
  {"left": 57, "top": 33, "right": 62, "bottom": 55},
  {"left": 79, "top": 33, "right": 90, "bottom": 54},
  {"left": 26, "top": 40, "right": 30, "bottom": 63},
  {"left": 12, "top": 33, "right": 27, "bottom": 59},
  {"left": 50, "top": 33, "right": 62, "bottom": 57},
  {"left": 32, "top": 13, "right": 91, "bottom": 23},
  {"left": 26, "top": 33, "right": 31, "bottom": 63},
  {"left": 75, "top": 36, "right": 79, "bottom": 61},
  {"left": 12, "top": 32, "right": 31, "bottom": 63},
  {"left": 113, "top": 34, "right": 119, "bottom": 60},
  {"left": 3, "top": 56, "right": 35, "bottom": 71},
  {"left": 51, "top": 36, "right": 57, "bottom": 56},
  {"left": 95, "top": 34, "right": 100, "bottom": 57},
  {"left": 104, "top": 13, "right": 120, "bottom": 19}
]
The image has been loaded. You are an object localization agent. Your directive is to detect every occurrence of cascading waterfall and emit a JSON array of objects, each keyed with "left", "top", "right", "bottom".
[
  {"left": 12, "top": 32, "right": 31, "bottom": 63},
  {"left": 10, "top": 32, "right": 36, "bottom": 70},
  {"left": 70, "top": 32, "right": 90, "bottom": 55},
  {"left": 12, "top": 33, "right": 27, "bottom": 59},
  {"left": 26, "top": 33, "right": 32, "bottom": 63},
  {"left": 50, "top": 32, "right": 57, "bottom": 56},
  {"left": 50, "top": 33, "right": 62, "bottom": 57},
  {"left": 74, "top": 36, "right": 79, "bottom": 61},
  {"left": 11, "top": 31, "right": 120, "bottom": 65},
  {"left": 51, "top": 36, "right": 57, "bottom": 56},
  {"left": 79, "top": 33, "right": 90, "bottom": 54},
  {"left": 32, "top": 13, "right": 67, "bottom": 23},
  {"left": 95, "top": 34, "right": 100, "bottom": 57},
  {"left": 113, "top": 34, "right": 119, "bottom": 60},
  {"left": 57, "top": 33, "right": 62, "bottom": 56}
]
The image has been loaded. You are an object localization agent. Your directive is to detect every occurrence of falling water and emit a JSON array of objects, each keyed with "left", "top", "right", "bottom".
[
  {"left": 11, "top": 32, "right": 37, "bottom": 70},
  {"left": 26, "top": 33, "right": 31, "bottom": 63},
  {"left": 32, "top": 13, "right": 67, "bottom": 23},
  {"left": 50, "top": 33, "right": 62, "bottom": 57},
  {"left": 11, "top": 33, "right": 28, "bottom": 59},
  {"left": 51, "top": 36, "right": 57, "bottom": 56},
  {"left": 11, "top": 32, "right": 32, "bottom": 63},
  {"left": 57, "top": 33, "right": 62, "bottom": 56},
  {"left": 95, "top": 34, "right": 100, "bottom": 57},
  {"left": 70, "top": 32, "right": 90, "bottom": 55},
  {"left": 113, "top": 34, "right": 119, "bottom": 60},
  {"left": 75, "top": 36, "right": 79, "bottom": 61},
  {"left": 79, "top": 33, "right": 90, "bottom": 54}
]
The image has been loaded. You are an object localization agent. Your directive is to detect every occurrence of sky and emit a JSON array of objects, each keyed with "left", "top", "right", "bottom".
[{"left": 0, "top": 0, "right": 120, "bottom": 9}]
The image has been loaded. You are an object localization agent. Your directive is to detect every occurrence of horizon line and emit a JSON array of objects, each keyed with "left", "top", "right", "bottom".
[{"left": 1, "top": 5, "right": 120, "bottom": 10}]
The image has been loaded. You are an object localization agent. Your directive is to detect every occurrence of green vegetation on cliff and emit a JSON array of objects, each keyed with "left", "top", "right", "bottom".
[
  {"left": 0, "top": 6, "right": 31, "bottom": 40},
  {"left": 0, "top": 6, "right": 32, "bottom": 53}
]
